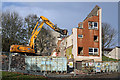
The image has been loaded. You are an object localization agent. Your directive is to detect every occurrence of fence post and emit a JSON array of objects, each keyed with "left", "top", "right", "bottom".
[
  {"left": 74, "top": 59, "right": 76, "bottom": 76},
  {"left": 8, "top": 54, "right": 12, "bottom": 72},
  {"left": 118, "top": 61, "right": 120, "bottom": 72}
]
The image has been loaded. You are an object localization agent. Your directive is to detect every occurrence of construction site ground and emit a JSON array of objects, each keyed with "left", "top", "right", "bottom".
[
  {"left": 47, "top": 72, "right": 120, "bottom": 78},
  {"left": 2, "top": 70, "right": 120, "bottom": 79}
]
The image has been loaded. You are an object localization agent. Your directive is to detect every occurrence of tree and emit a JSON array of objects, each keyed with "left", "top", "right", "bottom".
[
  {"left": 2, "top": 11, "right": 26, "bottom": 52},
  {"left": 24, "top": 14, "right": 38, "bottom": 44},
  {"left": 0, "top": 28, "right": 1, "bottom": 50},
  {"left": 102, "top": 22, "right": 116, "bottom": 55},
  {"left": 36, "top": 28, "right": 56, "bottom": 56}
]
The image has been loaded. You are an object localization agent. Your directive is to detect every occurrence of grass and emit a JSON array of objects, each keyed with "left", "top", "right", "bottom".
[
  {"left": 1, "top": 71, "right": 48, "bottom": 80},
  {"left": 102, "top": 55, "right": 120, "bottom": 61}
]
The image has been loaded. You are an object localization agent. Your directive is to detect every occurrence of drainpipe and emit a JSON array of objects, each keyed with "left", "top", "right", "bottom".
[
  {"left": 115, "top": 47, "right": 116, "bottom": 59},
  {"left": 74, "top": 58, "right": 76, "bottom": 76}
]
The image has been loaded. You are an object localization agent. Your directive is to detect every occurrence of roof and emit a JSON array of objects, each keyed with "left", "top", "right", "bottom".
[
  {"left": 104, "top": 48, "right": 113, "bottom": 51},
  {"left": 84, "top": 5, "right": 101, "bottom": 21}
]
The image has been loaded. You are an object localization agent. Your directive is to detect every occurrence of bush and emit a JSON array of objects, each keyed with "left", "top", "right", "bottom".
[{"left": 102, "top": 56, "right": 119, "bottom": 61}]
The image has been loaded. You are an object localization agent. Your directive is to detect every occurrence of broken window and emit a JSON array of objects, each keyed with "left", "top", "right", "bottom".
[
  {"left": 78, "top": 34, "right": 83, "bottom": 38},
  {"left": 78, "top": 22, "right": 83, "bottom": 29},
  {"left": 78, "top": 47, "right": 83, "bottom": 55},
  {"left": 88, "top": 22, "right": 98, "bottom": 29},
  {"left": 89, "top": 48, "right": 98, "bottom": 56},
  {"left": 88, "top": 22, "right": 94, "bottom": 29},
  {"left": 80, "top": 23, "right": 83, "bottom": 28},
  {"left": 94, "top": 36, "right": 98, "bottom": 41},
  {"left": 79, "top": 23, "right": 83, "bottom": 29},
  {"left": 97, "top": 11, "right": 98, "bottom": 16}
]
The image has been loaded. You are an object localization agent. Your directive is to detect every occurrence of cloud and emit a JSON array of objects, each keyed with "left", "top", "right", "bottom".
[
  {"left": 2, "top": 2, "right": 118, "bottom": 36},
  {"left": 2, "top": 3, "right": 90, "bottom": 34},
  {"left": 2, "top": 5, "right": 59, "bottom": 18}
]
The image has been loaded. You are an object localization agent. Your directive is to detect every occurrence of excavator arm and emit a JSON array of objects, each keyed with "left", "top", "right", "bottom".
[
  {"left": 29, "top": 21, "right": 44, "bottom": 49},
  {"left": 40, "top": 16, "right": 67, "bottom": 35},
  {"left": 29, "top": 16, "right": 68, "bottom": 49},
  {"left": 10, "top": 16, "right": 68, "bottom": 54}
]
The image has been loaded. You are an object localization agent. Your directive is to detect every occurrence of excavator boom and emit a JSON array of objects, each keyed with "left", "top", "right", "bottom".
[{"left": 10, "top": 16, "right": 68, "bottom": 54}]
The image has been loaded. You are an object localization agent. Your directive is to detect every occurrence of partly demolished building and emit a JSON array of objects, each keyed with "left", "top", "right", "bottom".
[{"left": 57, "top": 5, "right": 102, "bottom": 62}]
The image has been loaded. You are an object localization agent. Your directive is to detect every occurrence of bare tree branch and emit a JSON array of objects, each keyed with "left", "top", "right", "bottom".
[{"left": 102, "top": 22, "right": 117, "bottom": 55}]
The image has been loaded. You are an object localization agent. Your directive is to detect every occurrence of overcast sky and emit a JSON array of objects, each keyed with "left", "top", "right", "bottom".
[{"left": 2, "top": 2, "right": 118, "bottom": 46}]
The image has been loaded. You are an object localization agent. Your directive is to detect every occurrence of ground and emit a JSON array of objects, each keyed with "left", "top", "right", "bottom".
[
  {"left": 1, "top": 71, "right": 120, "bottom": 80},
  {"left": 1, "top": 71, "right": 48, "bottom": 80}
]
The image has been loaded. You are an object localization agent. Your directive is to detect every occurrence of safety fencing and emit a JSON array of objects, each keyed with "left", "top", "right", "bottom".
[
  {"left": 81, "top": 61, "right": 119, "bottom": 73},
  {"left": 2, "top": 55, "right": 67, "bottom": 73},
  {"left": 25, "top": 56, "right": 67, "bottom": 73},
  {"left": 1, "top": 53, "right": 120, "bottom": 74}
]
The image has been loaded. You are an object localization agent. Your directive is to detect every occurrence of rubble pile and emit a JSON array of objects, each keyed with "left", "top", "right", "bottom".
[
  {"left": 11, "top": 56, "right": 25, "bottom": 70},
  {"left": 2, "top": 55, "right": 25, "bottom": 71}
]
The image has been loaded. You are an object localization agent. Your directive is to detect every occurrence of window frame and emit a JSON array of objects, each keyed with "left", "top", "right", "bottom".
[
  {"left": 88, "top": 22, "right": 98, "bottom": 30},
  {"left": 94, "top": 35, "right": 98, "bottom": 42},
  {"left": 78, "top": 34, "right": 83, "bottom": 38},
  {"left": 79, "top": 23, "right": 83, "bottom": 29},
  {"left": 88, "top": 21, "right": 94, "bottom": 29},
  {"left": 94, "top": 22, "right": 98, "bottom": 29},
  {"left": 78, "top": 47, "right": 83, "bottom": 56},
  {"left": 78, "top": 22, "right": 83, "bottom": 29},
  {"left": 97, "top": 10, "right": 98, "bottom": 16},
  {"left": 89, "top": 48, "right": 99, "bottom": 56}
]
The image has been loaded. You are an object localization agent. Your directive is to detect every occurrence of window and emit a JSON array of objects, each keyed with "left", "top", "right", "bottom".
[
  {"left": 88, "top": 22, "right": 94, "bottom": 29},
  {"left": 89, "top": 48, "right": 98, "bottom": 56},
  {"left": 78, "top": 22, "right": 83, "bottom": 29},
  {"left": 94, "top": 48, "right": 98, "bottom": 55},
  {"left": 88, "top": 22, "right": 98, "bottom": 29},
  {"left": 94, "top": 36, "right": 98, "bottom": 41},
  {"left": 94, "top": 22, "right": 98, "bottom": 29},
  {"left": 97, "top": 11, "right": 98, "bottom": 16},
  {"left": 80, "top": 23, "right": 83, "bottom": 28},
  {"left": 78, "top": 34, "right": 83, "bottom": 38},
  {"left": 78, "top": 47, "right": 83, "bottom": 55}
]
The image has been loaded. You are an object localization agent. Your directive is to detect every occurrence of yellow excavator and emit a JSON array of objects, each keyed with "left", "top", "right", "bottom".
[{"left": 10, "top": 16, "right": 68, "bottom": 55}]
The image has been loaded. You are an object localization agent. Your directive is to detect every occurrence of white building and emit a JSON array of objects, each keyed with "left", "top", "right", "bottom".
[{"left": 105, "top": 46, "right": 120, "bottom": 60}]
